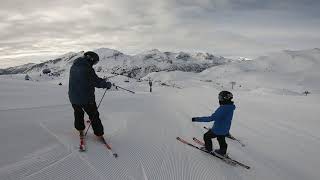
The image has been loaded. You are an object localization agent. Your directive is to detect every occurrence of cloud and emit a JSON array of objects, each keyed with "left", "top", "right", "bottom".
[{"left": 0, "top": 0, "right": 320, "bottom": 68}]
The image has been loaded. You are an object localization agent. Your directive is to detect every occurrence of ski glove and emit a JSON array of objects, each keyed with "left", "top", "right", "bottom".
[
  {"left": 105, "top": 81, "right": 112, "bottom": 89},
  {"left": 192, "top": 117, "right": 198, "bottom": 122}
]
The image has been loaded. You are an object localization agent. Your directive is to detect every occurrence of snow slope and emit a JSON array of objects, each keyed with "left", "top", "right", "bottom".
[{"left": 0, "top": 72, "right": 319, "bottom": 180}]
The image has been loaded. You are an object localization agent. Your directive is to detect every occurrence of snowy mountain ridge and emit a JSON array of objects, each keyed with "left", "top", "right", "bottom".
[
  {"left": 0, "top": 48, "right": 231, "bottom": 79},
  {"left": 1, "top": 47, "right": 319, "bottom": 94}
]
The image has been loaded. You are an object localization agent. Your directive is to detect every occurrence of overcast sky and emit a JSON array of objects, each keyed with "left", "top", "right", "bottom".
[{"left": 1, "top": 0, "right": 320, "bottom": 68}]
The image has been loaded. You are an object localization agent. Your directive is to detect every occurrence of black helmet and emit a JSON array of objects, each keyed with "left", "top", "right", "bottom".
[
  {"left": 84, "top": 51, "right": 99, "bottom": 65},
  {"left": 218, "top": 91, "right": 233, "bottom": 102}
]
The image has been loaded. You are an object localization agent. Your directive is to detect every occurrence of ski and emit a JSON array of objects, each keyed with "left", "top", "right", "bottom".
[
  {"left": 98, "top": 136, "right": 118, "bottom": 158},
  {"left": 203, "top": 127, "right": 245, "bottom": 147},
  {"left": 192, "top": 137, "right": 250, "bottom": 169},
  {"left": 192, "top": 137, "right": 205, "bottom": 146},
  {"left": 83, "top": 121, "right": 118, "bottom": 157},
  {"left": 176, "top": 137, "right": 237, "bottom": 166}
]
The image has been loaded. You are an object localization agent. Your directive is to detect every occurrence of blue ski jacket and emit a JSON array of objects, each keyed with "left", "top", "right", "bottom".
[
  {"left": 193, "top": 104, "right": 236, "bottom": 135},
  {"left": 68, "top": 57, "right": 110, "bottom": 105}
]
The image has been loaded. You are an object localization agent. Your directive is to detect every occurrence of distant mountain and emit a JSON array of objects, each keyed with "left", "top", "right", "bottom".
[
  {"left": 0, "top": 48, "right": 232, "bottom": 79},
  {"left": 0, "top": 52, "right": 81, "bottom": 75},
  {"left": 198, "top": 48, "right": 320, "bottom": 93}
]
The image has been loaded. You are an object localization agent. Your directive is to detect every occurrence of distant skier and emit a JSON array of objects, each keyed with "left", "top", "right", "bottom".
[
  {"left": 192, "top": 91, "right": 235, "bottom": 156},
  {"left": 149, "top": 79, "right": 153, "bottom": 92},
  {"left": 68, "top": 51, "right": 112, "bottom": 138}
]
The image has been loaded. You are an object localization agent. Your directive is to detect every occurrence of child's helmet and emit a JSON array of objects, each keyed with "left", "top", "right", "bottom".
[{"left": 218, "top": 91, "right": 233, "bottom": 102}]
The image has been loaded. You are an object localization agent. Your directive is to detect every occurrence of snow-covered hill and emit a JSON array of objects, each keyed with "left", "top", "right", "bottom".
[
  {"left": 136, "top": 48, "right": 320, "bottom": 96},
  {"left": 195, "top": 48, "right": 320, "bottom": 94},
  {"left": 0, "top": 48, "right": 231, "bottom": 79}
]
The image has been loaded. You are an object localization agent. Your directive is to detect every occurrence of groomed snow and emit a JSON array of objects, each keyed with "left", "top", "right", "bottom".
[{"left": 0, "top": 73, "right": 319, "bottom": 179}]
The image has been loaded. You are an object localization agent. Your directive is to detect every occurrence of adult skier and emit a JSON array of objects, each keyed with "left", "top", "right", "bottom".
[
  {"left": 192, "top": 91, "right": 235, "bottom": 156},
  {"left": 68, "top": 51, "right": 112, "bottom": 138},
  {"left": 149, "top": 79, "right": 153, "bottom": 92}
]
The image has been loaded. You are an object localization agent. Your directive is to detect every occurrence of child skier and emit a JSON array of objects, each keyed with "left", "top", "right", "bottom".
[{"left": 192, "top": 91, "right": 235, "bottom": 156}]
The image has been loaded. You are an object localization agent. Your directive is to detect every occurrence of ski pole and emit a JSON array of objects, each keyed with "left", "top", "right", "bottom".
[
  {"left": 84, "top": 88, "right": 108, "bottom": 136},
  {"left": 85, "top": 84, "right": 134, "bottom": 136},
  {"left": 107, "top": 74, "right": 120, "bottom": 79},
  {"left": 232, "top": 137, "right": 245, "bottom": 147},
  {"left": 203, "top": 126, "right": 245, "bottom": 147},
  {"left": 114, "top": 84, "right": 135, "bottom": 94},
  {"left": 225, "top": 133, "right": 245, "bottom": 147}
]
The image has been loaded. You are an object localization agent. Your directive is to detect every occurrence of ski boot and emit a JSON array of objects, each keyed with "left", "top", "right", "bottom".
[
  {"left": 213, "top": 149, "right": 228, "bottom": 158},
  {"left": 79, "top": 131, "right": 86, "bottom": 152}
]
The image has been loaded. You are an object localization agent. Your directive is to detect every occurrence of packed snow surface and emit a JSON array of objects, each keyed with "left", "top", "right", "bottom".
[{"left": 0, "top": 48, "right": 320, "bottom": 180}]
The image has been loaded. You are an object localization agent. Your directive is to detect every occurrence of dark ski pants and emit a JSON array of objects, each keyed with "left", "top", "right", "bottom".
[
  {"left": 203, "top": 130, "right": 228, "bottom": 154},
  {"left": 72, "top": 103, "right": 104, "bottom": 136}
]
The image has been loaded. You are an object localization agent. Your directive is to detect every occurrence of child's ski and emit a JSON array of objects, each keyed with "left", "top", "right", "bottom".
[
  {"left": 176, "top": 137, "right": 236, "bottom": 166},
  {"left": 192, "top": 137, "right": 250, "bottom": 169}
]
